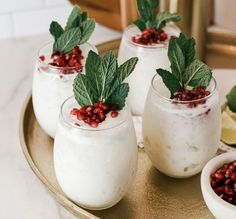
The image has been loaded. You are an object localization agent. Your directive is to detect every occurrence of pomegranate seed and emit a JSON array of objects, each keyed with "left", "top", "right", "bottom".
[
  {"left": 210, "top": 160, "right": 236, "bottom": 206},
  {"left": 76, "top": 112, "right": 83, "bottom": 120},
  {"left": 93, "top": 107, "right": 101, "bottom": 114},
  {"left": 39, "top": 55, "right": 45, "bottom": 61},
  {"left": 111, "top": 111, "right": 119, "bottom": 118},
  {"left": 70, "top": 100, "right": 120, "bottom": 127},
  {"left": 70, "top": 108, "right": 79, "bottom": 115},
  {"left": 48, "top": 46, "right": 84, "bottom": 73},
  {"left": 90, "top": 121, "right": 98, "bottom": 128}
]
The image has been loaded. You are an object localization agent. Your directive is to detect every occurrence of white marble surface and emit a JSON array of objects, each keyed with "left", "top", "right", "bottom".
[{"left": 0, "top": 22, "right": 236, "bottom": 219}]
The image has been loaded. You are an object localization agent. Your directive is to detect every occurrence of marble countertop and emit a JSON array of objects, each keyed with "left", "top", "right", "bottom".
[{"left": 0, "top": 24, "right": 236, "bottom": 219}]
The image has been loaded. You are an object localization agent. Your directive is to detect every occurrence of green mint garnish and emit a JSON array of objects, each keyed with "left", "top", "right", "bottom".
[
  {"left": 49, "top": 5, "right": 95, "bottom": 54},
  {"left": 73, "top": 51, "right": 138, "bottom": 110},
  {"left": 133, "top": 0, "right": 181, "bottom": 31},
  {"left": 226, "top": 86, "right": 236, "bottom": 112},
  {"left": 157, "top": 33, "right": 212, "bottom": 97}
]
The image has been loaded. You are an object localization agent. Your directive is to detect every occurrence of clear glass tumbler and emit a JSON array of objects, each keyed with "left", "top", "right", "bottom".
[
  {"left": 118, "top": 24, "right": 179, "bottom": 115},
  {"left": 32, "top": 42, "right": 97, "bottom": 138},
  {"left": 143, "top": 75, "right": 221, "bottom": 178},
  {"left": 54, "top": 96, "right": 138, "bottom": 210}
]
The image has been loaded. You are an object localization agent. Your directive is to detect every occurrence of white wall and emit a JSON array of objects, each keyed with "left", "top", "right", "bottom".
[{"left": 0, "top": 0, "right": 73, "bottom": 39}]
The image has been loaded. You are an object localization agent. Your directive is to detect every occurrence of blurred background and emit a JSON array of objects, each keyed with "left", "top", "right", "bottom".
[{"left": 0, "top": 0, "right": 236, "bottom": 67}]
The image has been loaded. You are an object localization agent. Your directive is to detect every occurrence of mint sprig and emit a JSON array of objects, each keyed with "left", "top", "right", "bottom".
[
  {"left": 226, "top": 86, "right": 236, "bottom": 112},
  {"left": 157, "top": 33, "right": 212, "bottom": 97},
  {"left": 73, "top": 51, "right": 138, "bottom": 110},
  {"left": 133, "top": 0, "right": 181, "bottom": 31},
  {"left": 50, "top": 5, "right": 95, "bottom": 54}
]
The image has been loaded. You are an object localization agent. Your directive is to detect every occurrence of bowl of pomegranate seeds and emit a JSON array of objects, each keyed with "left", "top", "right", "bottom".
[{"left": 201, "top": 152, "right": 236, "bottom": 219}]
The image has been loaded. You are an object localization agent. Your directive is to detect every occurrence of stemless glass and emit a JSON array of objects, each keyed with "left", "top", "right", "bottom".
[
  {"left": 118, "top": 24, "right": 180, "bottom": 115},
  {"left": 54, "top": 96, "right": 138, "bottom": 210},
  {"left": 32, "top": 42, "right": 97, "bottom": 138},
  {"left": 143, "top": 75, "right": 221, "bottom": 178}
]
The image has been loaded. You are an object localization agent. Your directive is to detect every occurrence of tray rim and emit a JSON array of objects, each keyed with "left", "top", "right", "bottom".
[
  {"left": 18, "top": 39, "right": 123, "bottom": 219},
  {"left": 19, "top": 38, "right": 235, "bottom": 219}
]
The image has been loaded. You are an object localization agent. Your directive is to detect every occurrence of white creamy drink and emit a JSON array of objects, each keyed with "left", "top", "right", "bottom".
[
  {"left": 54, "top": 97, "right": 138, "bottom": 210},
  {"left": 118, "top": 24, "right": 180, "bottom": 115},
  {"left": 143, "top": 76, "right": 221, "bottom": 178},
  {"left": 32, "top": 42, "right": 97, "bottom": 138}
]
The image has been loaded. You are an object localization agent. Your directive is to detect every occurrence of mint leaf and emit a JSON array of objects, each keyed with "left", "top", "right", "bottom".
[
  {"left": 51, "top": 6, "right": 95, "bottom": 53},
  {"left": 226, "top": 86, "right": 236, "bottom": 112},
  {"left": 79, "top": 19, "right": 96, "bottom": 44},
  {"left": 155, "top": 12, "right": 181, "bottom": 30},
  {"left": 176, "top": 33, "right": 195, "bottom": 66},
  {"left": 156, "top": 69, "right": 181, "bottom": 97},
  {"left": 105, "top": 83, "right": 129, "bottom": 110},
  {"left": 49, "top": 21, "right": 64, "bottom": 40},
  {"left": 168, "top": 39, "right": 185, "bottom": 83},
  {"left": 65, "top": 6, "right": 81, "bottom": 31},
  {"left": 85, "top": 50, "right": 102, "bottom": 96},
  {"left": 53, "top": 28, "right": 81, "bottom": 53},
  {"left": 156, "top": 33, "right": 212, "bottom": 97},
  {"left": 134, "top": 0, "right": 180, "bottom": 31},
  {"left": 81, "top": 12, "right": 88, "bottom": 22},
  {"left": 74, "top": 51, "right": 138, "bottom": 110},
  {"left": 133, "top": 19, "right": 146, "bottom": 31},
  {"left": 117, "top": 57, "right": 139, "bottom": 82},
  {"left": 73, "top": 74, "right": 98, "bottom": 106},
  {"left": 136, "top": 0, "right": 151, "bottom": 22},
  {"left": 106, "top": 57, "right": 138, "bottom": 99},
  {"left": 183, "top": 59, "right": 212, "bottom": 88},
  {"left": 100, "top": 51, "right": 117, "bottom": 100}
]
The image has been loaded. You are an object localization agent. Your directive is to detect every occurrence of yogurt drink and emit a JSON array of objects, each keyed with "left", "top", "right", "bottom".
[
  {"left": 54, "top": 96, "right": 138, "bottom": 210},
  {"left": 143, "top": 75, "right": 221, "bottom": 178},
  {"left": 118, "top": 24, "right": 180, "bottom": 115},
  {"left": 32, "top": 42, "right": 97, "bottom": 138}
]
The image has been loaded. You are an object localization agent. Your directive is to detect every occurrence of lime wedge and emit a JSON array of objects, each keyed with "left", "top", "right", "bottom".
[
  {"left": 225, "top": 106, "right": 236, "bottom": 121},
  {"left": 221, "top": 111, "right": 236, "bottom": 145}
]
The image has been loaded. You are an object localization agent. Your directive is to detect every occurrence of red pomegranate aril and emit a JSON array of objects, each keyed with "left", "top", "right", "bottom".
[
  {"left": 91, "top": 115, "right": 97, "bottom": 121},
  {"left": 225, "top": 178, "right": 232, "bottom": 185},
  {"left": 210, "top": 160, "right": 236, "bottom": 206},
  {"left": 132, "top": 28, "right": 168, "bottom": 45},
  {"left": 39, "top": 55, "right": 45, "bottom": 61},
  {"left": 111, "top": 111, "right": 119, "bottom": 118},
  {"left": 93, "top": 107, "right": 101, "bottom": 114},
  {"left": 86, "top": 106, "right": 94, "bottom": 112},
  {"left": 76, "top": 112, "right": 83, "bottom": 120},
  {"left": 70, "top": 108, "right": 79, "bottom": 115},
  {"left": 231, "top": 172, "right": 236, "bottom": 181},
  {"left": 215, "top": 172, "right": 224, "bottom": 180},
  {"left": 99, "top": 113, "right": 106, "bottom": 121},
  {"left": 211, "top": 180, "right": 217, "bottom": 188},
  {"left": 90, "top": 121, "right": 98, "bottom": 128},
  {"left": 70, "top": 100, "right": 120, "bottom": 127},
  {"left": 48, "top": 46, "right": 84, "bottom": 73}
]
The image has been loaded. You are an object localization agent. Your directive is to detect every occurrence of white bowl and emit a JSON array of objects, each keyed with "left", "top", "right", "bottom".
[{"left": 201, "top": 152, "right": 236, "bottom": 219}]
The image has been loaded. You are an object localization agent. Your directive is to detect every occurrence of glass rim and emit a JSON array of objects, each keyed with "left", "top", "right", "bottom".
[
  {"left": 123, "top": 23, "right": 179, "bottom": 49},
  {"left": 151, "top": 74, "right": 217, "bottom": 104},
  {"left": 60, "top": 96, "right": 129, "bottom": 131},
  {"left": 36, "top": 41, "right": 96, "bottom": 71}
]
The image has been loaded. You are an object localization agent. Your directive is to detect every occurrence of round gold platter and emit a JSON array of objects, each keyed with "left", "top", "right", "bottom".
[{"left": 19, "top": 39, "right": 217, "bottom": 219}]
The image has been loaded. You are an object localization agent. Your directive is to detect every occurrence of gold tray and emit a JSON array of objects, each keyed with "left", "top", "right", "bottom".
[{"left": 19, "top": 39, "right": 214, "bottom": 219}]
